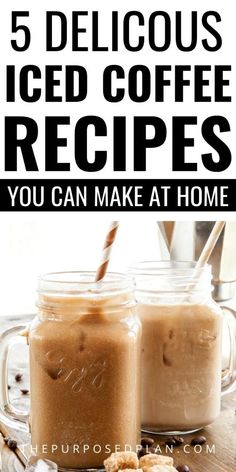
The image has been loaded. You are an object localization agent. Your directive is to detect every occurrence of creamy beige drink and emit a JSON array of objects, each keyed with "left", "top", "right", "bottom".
[
  {"left": 139, "top": 302, "right": 222, "bottom": 432},
  {"left": 130, "top": 261, "right": 223, "bottom": 433},
  {"left": 29, "top": 273, "right": 141, "bottom": 470}
]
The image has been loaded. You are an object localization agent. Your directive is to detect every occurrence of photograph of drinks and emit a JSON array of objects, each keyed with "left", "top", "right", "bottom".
[{"left": 0, "top": 219, "right": 236, "bottom": 472}]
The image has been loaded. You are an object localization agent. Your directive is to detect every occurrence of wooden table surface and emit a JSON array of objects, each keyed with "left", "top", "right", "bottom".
[{"left": 0, "top": 316, "right": 236, "bottom": 472}]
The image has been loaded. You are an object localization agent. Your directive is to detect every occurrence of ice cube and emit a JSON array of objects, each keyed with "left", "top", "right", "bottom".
[{"left": 25, "top": 456, "right": 58, "bottom": 471}]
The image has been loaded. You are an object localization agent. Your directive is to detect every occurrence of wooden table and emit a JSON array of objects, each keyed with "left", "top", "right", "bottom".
[{"left": 0, "top": 317, "right": 236, "bottom": 472}]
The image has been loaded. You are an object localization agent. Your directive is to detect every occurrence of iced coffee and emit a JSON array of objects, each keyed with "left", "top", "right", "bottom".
[
  {"left": 130, "top": 261, "right": 223, "bottom": 433},
  {"left": 29, "top": 272, "right": 141, "bottom": 469}
]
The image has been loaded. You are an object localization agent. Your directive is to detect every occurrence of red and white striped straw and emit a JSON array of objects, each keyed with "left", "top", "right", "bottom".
[{"left": 95, "top": 221, "right": 119, "bottom": 282}]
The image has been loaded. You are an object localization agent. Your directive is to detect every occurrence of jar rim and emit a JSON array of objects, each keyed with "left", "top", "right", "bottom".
[
  {"left": 38, "top": 271, "right": 134, "bottom": 296},
  {"left": 129, "top": 260, "right": 212, "bottom": 295},
  {"left": 129, "top": 260, "right": 211, "bottom": 275}
]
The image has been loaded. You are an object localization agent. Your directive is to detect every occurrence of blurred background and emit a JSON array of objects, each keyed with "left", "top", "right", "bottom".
[
  {"left": 0, "top": 215, "right": 167, "bottom": 316},
  {"left": 0, "top": 215, "right": 235, "bottom": 317}
]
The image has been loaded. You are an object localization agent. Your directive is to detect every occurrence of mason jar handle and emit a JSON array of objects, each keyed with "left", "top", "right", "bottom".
[
  {"left": 0, "top": 325, "right": 29, "bottom": 432},
  {"left": 221, "top": 306, "right": 236, "bottom": 395}
]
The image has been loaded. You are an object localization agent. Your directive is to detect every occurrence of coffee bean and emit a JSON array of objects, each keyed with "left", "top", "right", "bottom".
[
  {"left": 148, "top": 446, "right": 157, "bottom": 454},
  {"left": 165, "top": 438, "right": 177, "bottom": 447},
  {"left": 138, "top": 447, "right": 150, "bottom": 458},
  {"left": 173, "top": 436, "right": 184, "bottom": 446},
  {"left": 15, "top": 373, "right": 23, "bottom": 382},
  {"left": 20, "top": 389, "right": 29, "bottom": 395},
  {"left": 141, "top": 437, "right": 155, "bottom": 447},
  {"left": 165, "top": 436, "right": 184, "bottom": 448},
  {"left": 191, "top": 435, "right": 206, "bottom": 446},
  {"left": 176, "top": 465, "right": 190, "bottom": 472},
  {"left": 7, "top": 385, "right": 11, "bottom": 390},
  {"left": 4, "top": 438, "right": 17, "bottom": 451}
]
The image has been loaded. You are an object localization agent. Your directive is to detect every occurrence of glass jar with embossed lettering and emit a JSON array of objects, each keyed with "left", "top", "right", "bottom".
[
  {"left": 129, "top": 261, "right": 236, "bottom": 436},
  {"left": 0, "top": 272, "right": 141, "bottom": 471}
]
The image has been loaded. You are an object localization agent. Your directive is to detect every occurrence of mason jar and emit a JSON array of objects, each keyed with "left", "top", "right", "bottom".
[
  {"left": 129, "top": 261, "right": 236, "bottom": 435},
  {"left": 0, "top": 272, "right": 141, "bottom": 470}
]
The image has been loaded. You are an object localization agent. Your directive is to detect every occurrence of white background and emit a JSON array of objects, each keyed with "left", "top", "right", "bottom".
[{"left": 0, "top": 0, "right": 235, "bottom": 315}]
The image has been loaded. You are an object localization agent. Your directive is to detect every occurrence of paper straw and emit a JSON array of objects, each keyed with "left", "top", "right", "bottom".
[
  {"left": 157, "top": 222, "right": 169, "bottom": 247},
  {"left": 195, "top": 221, "right": 225, "bottom": 269},
  {"left": 185, "top": 221, "right": 225, "bottom": 297},
  {"left": 157, "top": 222, "right": 170, "bottom": 257},
  {"left": 95, "top": 221, "right": 119, "bottom": 282},
  {"left": 163, "top": 222, "right": 175, "bottom": 250}
]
